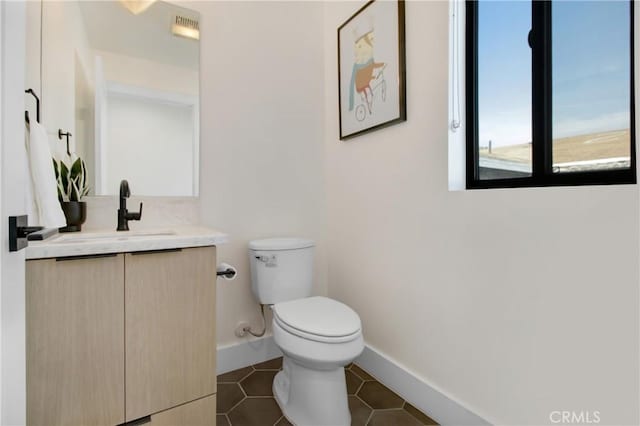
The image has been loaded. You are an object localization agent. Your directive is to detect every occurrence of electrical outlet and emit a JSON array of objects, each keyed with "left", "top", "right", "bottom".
[{"left": 235, "top": 321, "right": 250, "bottom": 338}]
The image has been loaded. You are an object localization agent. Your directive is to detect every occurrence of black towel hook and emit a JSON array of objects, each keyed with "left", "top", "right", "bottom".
[
  {"left": 25, "top": 88, "right": 40, "bottom": 124},
  {"left": 58, "top": 129, "right": 72, "bottom": 156}
]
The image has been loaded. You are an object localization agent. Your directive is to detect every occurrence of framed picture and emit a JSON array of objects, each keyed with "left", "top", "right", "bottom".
[{"left": 338, "top": 0, "right": 406, "bottom": 140}]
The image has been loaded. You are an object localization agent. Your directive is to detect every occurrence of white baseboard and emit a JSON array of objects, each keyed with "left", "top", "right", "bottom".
[
  {"left": 216, "top": 336, "right": 282, "bottom": 375},
  {"left": 355, "top": 345, "right": 491, "bottom": 426}
]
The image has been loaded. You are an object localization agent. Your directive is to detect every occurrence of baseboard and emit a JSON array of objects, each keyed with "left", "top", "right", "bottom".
[
  {"left": 355, "top": 345, "right": 491, "bottom": 426},
  {"left": 216, "top": 336, "right": 282, "bottom": 375}
]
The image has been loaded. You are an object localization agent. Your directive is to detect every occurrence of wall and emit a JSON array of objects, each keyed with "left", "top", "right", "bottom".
[
  {"left": 196, "top": 1, "right": 327, "bottom": 347},
  {"left": 25, "top": 1, "right": 40, "bottom": 102},
  {"left": 105, "top": 93, "right": 195, "bottom": 196},
  {"left": 97, "top": 50, "right": 198, "bottom": 97},
  {"left": 74, "top": 55, "right": 95, "bottom": 191},
  {"left": 324, "top": 1, "right": 639, "bottom": 425},
  {"left": 41, "top": 0, "right": 93, "bottom": 157}
]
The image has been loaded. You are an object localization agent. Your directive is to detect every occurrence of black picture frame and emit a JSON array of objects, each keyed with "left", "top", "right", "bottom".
[{"left": 338, "top": 0, "right": 406, "bottom": 140}]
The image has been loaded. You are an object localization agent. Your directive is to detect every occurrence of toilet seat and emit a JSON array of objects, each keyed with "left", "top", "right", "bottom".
[{"left": 273, "top": 296, "right": 361, "bottom": 344}]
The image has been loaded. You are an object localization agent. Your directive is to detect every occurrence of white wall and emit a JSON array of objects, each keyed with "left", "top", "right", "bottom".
[
  {"left": 41, "top": 0, "right": 93, "bottom": 157},
  {"left": 97, "top": 49, "right": 198, "bottom": 97},
  {"left": 196, "top": 1, "right": 327, "bottom": 347},
  {"left": 75, "top": 55, "right": 95, "bottom": 192},
  {"left": 324, "top": 1, "right": 639, "bottom": 425},
  {"left": 105, "top": 92, "right": 195, "bottom": 196},
  {"left": 25, "top": 1, "right": 40, "bottom": 102}
]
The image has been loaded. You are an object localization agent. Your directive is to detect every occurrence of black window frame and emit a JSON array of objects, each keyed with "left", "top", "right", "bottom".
[{"left": 466, "top": 0, "right": 637, "bottom": 189}]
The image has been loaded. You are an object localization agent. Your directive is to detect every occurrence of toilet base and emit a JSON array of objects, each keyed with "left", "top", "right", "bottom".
[{"left": 273, "top": 356, "right": 351, "bottom": 426}]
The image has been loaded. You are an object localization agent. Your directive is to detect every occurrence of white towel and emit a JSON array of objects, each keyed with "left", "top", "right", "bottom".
[
  {"left": 24, "top": 129, "right": 38, "bottom": 225},
  {"left": 27, "top": 122, "right": 67, "bottom": 228}
]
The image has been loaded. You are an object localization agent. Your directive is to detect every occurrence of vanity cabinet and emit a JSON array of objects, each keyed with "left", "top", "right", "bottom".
[{"left": 26, "top": 246, "right": 217, "bottom": 426}]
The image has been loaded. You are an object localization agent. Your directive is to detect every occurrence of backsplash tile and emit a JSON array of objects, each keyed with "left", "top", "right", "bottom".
[{"left": 82, "top": 196, "right": 200, "bottom": 231}]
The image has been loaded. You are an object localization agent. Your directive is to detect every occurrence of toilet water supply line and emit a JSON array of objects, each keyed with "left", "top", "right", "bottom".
[{"left": 243, "top": 304, "right": 267, "bottom": 337}]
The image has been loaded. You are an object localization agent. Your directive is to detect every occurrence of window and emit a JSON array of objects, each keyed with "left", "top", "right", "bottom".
[{"left": 466, "top": 0, "right": 636, "bottom": 189}]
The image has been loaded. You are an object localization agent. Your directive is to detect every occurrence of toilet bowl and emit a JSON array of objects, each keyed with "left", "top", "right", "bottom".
[
  {"left": 249, "top": 239, "right": 364, "bottom": 426},
  {"left": 272, "top": 297, "right": 363, "bottom": 425}
]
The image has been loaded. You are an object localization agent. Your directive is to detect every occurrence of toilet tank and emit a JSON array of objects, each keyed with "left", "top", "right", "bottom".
[{"left": 248, "top": 238, "right": 315, "bottom": 305}]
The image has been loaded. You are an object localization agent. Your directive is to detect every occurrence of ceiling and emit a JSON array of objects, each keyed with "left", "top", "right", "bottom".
[{"left": 78, "top": 0, "right": 199, "bottom": 71}]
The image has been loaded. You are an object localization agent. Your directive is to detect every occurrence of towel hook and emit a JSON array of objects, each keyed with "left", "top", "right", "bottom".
[
  {"left": 58, "top": 129, "right": 72, "bottom": 156},
  {"left": 25, "top": 88, "right": 40, "bottom": 124}
]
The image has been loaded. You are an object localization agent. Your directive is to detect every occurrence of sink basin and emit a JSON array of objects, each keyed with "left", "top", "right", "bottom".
[{"left": 54, "top": 230, "right": 176, "bottom": 244}]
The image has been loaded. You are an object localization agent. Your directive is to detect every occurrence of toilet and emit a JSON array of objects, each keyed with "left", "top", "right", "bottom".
[{"left": 249, "top": 238, "right": 364, "bottom": 426}]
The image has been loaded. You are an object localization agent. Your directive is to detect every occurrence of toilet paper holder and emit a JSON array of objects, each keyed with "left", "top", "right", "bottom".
[
  {"left": 217, "top": 268, "right": 236, "bottom": 278},
  {"left": 216, "top": 264, "right": 237, "bottom": 279}
]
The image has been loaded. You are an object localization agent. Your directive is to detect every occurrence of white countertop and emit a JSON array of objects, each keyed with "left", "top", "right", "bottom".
[{"left": 25, "top": 225, "right": 229, "bottom": 260}]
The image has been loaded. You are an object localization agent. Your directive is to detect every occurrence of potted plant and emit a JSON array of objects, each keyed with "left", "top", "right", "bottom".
[{"left": 53, "top": 156, "right": 90, "bottom": 232}]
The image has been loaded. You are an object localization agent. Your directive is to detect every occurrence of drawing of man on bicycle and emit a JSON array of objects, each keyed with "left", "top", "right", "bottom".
[{"left": 348, "top": 19, "right": 387, "bottom": 122}]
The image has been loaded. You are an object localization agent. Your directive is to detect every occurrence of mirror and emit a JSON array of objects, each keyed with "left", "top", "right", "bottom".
[{"left": 34, "top": 0, "right": 200, "bottom": 196}]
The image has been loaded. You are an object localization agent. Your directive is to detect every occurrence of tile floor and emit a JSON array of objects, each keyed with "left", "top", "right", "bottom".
[{"left": 216, "top": 357, "right": 438, "bottom": 426}]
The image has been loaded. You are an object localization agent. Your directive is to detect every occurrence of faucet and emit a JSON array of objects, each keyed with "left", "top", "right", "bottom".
[{"left": 117, "top": 180, "right": 143, "bottom": 231}]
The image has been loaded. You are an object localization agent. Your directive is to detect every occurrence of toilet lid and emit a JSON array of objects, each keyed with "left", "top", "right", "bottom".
[
  {"left": 249, "top": 238, "right": 315, "bottom": 251},
  {"left": 273, "top": 296, "right": 361, "bottom": 339}
]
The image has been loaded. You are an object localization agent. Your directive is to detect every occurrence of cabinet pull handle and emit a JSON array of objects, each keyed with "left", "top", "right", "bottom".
[
  {"left": 117, "top": 415, "right": 151, "bottom": 426},
  {"left": 55, "top": 253, "right": 118, "bottom": 262},
  {"left": 130, "top": 248, "right": 183, "bottom": 255}
]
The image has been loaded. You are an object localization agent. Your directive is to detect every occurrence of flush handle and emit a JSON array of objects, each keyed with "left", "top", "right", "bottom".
[{"left": 255, "top": 254, "right": 277, "bottom": 267}]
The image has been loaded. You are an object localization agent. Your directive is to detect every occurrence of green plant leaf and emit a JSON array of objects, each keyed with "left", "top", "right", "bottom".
[
  {"left": 53, "top": 155, "right": 89, "bottom": 201},
  {"left": 80, "top": 160, "right": 87, "bottom": 190},
  {"left": 70, "top": 177, "right": 80, "bottom": 202},
  {"left": 52, "top": 158, "right": 59, "bottom": 179},
  {"left": 70, "top": 158, "right": 82, "bottom": 181},
  {"left": 60, "top": 161, "right": 69, "bottom": 195}
]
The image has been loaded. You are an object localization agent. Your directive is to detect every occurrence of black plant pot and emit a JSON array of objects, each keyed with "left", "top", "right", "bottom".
[{"left": 59, "top": 201, "right": 87, "bottom": 233}]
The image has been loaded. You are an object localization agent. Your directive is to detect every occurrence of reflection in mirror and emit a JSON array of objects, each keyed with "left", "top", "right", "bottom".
[{"left": 37, "top": 0, "right": 199, "bottom": 196}]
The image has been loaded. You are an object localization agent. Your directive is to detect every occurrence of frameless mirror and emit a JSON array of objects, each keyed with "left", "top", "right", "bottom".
[{"left": 35, "top": 0, "right": 200, "bottom": 196}]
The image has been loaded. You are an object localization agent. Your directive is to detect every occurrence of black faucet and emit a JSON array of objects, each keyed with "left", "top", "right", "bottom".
[{"left": 117, "top": 180, "right": 143, "bottom": 231}]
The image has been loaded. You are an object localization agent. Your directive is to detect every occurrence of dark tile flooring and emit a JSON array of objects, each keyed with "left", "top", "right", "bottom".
[{"left": 216, "top": 357, "right": 438, "bottom": 426}]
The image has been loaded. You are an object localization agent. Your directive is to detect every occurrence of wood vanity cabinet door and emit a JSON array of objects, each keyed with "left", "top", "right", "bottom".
[
  {"left": 125, "top": 246, "right": 217, "bottom": 421},
  {"left": 26, "top": 254, "right": 125, "bottom": 426}
]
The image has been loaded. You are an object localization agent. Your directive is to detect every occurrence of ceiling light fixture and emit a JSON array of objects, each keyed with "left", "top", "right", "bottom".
[{"left": 119, "top": 0, "right": 157, "bottom": 15}]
